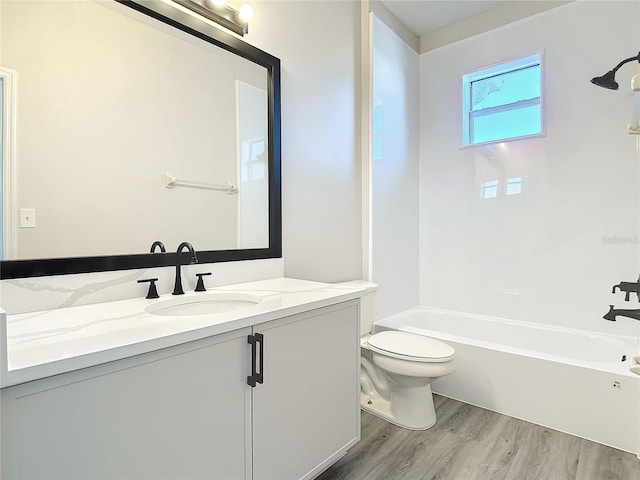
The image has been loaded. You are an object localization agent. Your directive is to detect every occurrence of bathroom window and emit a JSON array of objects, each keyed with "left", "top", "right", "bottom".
[
  {"left": 240, "top": 138, "right": 266, "bottom": 181},
  {"left": 462, "top": 54, "right": 543, "bottom": 146}
]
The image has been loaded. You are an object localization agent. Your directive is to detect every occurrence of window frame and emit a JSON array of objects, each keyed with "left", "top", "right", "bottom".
[{"left": 461, "top": 52, "right": 545, "bottom": 148}]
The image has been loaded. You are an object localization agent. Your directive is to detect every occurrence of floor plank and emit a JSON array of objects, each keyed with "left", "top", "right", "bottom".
[
  {"left": 317, "top": 396, "right": 639, "bottom": 480},
  {"left": 575, "top": 440, "right": 640, "bottom": 480}
]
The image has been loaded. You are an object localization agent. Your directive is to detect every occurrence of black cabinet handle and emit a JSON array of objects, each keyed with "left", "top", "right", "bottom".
[
  {"left": 256, "top": 333, "right": 264, "bottom": 385},
  {"left": 247, "top": 333, "right": 264, "bottom": 387}
]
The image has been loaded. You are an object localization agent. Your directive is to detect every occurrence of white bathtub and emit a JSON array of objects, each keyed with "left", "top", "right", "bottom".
[{"left": 375, "top": 306, "right": 640, "bottom": 454}]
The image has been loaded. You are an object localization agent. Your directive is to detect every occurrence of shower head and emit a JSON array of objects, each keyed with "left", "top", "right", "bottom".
[
  {"left": 591, "top": 70, "right": 619, "bottom": 90},
  {"left": 591, "top": 52, "right": 640, "bottom": 90}
]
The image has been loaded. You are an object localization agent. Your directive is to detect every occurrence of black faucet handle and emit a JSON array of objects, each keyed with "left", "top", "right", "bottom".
[
  {"left": 137, "top": 278, "right": 159, "bottom": 299},
  {"left": 195, "top": 272, "right": 212, "bottom": 292}
]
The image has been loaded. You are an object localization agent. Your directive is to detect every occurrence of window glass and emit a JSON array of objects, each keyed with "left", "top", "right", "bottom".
[
  {"left": 463, "top": 54, "right": 543, "bottom": 146},
  {"left": 471, "top": 65, "right": 540, "bottom": 110},
  {"left": 473, "top": 104, "right": 541, "bottom": 144}
]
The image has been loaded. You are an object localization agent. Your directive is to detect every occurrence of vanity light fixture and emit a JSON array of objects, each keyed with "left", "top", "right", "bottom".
[{"left": 172, "top": 0, "right": 253, "bottom": 36}]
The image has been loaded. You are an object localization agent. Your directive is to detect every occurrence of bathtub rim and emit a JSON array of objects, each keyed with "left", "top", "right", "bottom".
[{"left": 374, "top": 306, "right": 638, "bottom": 377}]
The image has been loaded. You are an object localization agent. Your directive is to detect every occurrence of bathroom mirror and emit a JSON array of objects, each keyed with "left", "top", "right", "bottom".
[{"left": 0, "top": 0, "right": 281, "bottom": 279}]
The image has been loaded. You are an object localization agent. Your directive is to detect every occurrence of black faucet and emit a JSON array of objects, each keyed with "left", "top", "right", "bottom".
[
  {"left": 611, "top": 275, "right": 640, "bottom": 301},
  {"left": 150, "top": 241, "right": 166, "bottom": 253},
  {"left": 603, "top": 305, "right": 640, "bottom": 322},
  {"left": 173, "top": 242, "right": 198, "bottom": 295}
]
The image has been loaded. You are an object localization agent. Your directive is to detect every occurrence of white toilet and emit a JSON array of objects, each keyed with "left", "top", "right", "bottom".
[{"left": 359, "top": 289, "right": 456, "bottom": 430}]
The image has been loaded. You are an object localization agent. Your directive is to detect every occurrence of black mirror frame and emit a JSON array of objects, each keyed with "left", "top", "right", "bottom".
[{"left": 0, "top": 0, "right": 281, "bottom": 279}]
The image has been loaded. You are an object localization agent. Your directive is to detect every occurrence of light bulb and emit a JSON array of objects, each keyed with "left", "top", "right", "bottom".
[{"left": 237, "top": 4, "right": 253, "bottom": 23}]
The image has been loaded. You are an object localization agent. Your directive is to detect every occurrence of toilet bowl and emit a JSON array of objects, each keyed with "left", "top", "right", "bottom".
[
  {"left": 347, "top": 281, "right": 456, "bottom": 430},
  {"left": 361, "top": 331, "right": 455, "bottom": 430}
]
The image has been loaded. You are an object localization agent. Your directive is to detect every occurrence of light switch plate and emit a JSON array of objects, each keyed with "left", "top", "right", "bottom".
[{"left": 19, "top": 208, "right": 36, "bottom": 228}]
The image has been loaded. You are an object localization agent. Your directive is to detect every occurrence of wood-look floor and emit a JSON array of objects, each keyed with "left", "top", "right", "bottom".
[{"left": 317, "top": 395, "right": 640, "bottom": 480}]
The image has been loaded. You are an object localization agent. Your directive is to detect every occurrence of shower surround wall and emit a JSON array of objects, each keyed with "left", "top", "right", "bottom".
[
  {"left": 371, "top": 14, "right": 420, "bottom": 320},
  {"left": 419, "top": 0, "right": 640, "bottom": 339}
]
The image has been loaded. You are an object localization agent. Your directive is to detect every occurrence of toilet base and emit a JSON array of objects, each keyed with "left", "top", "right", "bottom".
[{"left": 360, "top": 384, "right": 437, "bottom": 430}]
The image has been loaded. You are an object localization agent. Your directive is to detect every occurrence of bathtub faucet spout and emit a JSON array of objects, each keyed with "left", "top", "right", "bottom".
[{"left": 603, "top": 305, "right": 640, "bottom": 322}]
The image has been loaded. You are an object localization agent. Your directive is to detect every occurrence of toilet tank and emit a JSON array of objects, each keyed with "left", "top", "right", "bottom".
[
  {"left": 359, "top": 289, "right": 377, "bottom": 335},
  {"left": 336, "top": 281, "right": 378, "bottom": 335}
]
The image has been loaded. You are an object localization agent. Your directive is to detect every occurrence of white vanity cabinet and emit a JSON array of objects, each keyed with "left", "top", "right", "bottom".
[
  {"left": 0, "top": 300, "right": 360, "bottom": 480},
  {"left": 1, "top": 327, "right": 253, "bottom": 480},
  {"left": 252, "top": 301, "right": 361, "bottom": 480}
]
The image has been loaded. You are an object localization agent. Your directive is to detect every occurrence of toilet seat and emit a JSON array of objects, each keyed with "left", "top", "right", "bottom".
[{"left": 367, "top": 331, "right": 454, "bottom": 363}]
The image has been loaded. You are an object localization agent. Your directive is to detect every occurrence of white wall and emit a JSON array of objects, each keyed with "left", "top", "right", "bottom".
[
  {"left": 370, "top": 0, "right": 418, "bottom": 53},
  {"left": 245, "top": 0, "right": 362, "bottom": 283},
  {"left": 420, "top": 0, "right": 640, "bottom": 337},
  {"left": 371, "top": 15, "right": 420, "bottom": 320}
]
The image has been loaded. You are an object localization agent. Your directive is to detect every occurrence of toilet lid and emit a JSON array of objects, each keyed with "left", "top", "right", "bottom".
[{"left": 367, "top": 331, "right": 455, "bottom": 363}]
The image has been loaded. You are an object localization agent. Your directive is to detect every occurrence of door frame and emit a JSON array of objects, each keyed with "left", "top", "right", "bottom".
[{"left": 0, "top": 66, "right": 17, "bottom": 259}]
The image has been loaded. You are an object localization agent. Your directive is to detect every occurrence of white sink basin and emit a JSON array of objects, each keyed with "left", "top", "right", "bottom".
[{"left": 145, "top": 292, "right": 262, "bottom": 316}]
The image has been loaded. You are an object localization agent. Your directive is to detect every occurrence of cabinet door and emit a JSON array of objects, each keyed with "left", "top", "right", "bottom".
[
  {"left": 252, "top": 301, "right": 360, "bottom": 480},
  {"left": 1, "top": 328, "right": 252, "bottom": 480}
]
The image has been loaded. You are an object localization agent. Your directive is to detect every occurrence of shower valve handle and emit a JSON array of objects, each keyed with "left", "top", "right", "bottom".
[{"left": 611, "top": 275, "right": 640, "bottom": 301}]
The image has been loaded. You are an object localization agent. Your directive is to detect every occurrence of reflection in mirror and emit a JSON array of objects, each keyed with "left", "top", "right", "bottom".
[
  {"left": 236, "top": 80, "right": 268, "bottom": 249},
  {"left": 0, "top": 0, "right": 281, "bottom": 278}
]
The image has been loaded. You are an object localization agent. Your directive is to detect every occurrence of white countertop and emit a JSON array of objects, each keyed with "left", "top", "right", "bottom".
[{"left": 2, "top": 278, "right": 371, "bottom": 388}]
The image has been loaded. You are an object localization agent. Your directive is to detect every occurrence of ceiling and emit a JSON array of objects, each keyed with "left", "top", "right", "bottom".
[{"left": 379, "top": 0, "right": 512, "bottom": 37}]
